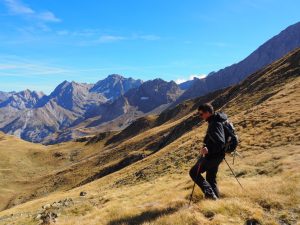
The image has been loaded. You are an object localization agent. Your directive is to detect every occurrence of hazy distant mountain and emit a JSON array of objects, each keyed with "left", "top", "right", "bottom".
[
  {"left": 0, "top": 90, "right": 45, "bottom": 110},
  {"left": 90, "top": 74, "right": 143, "bottom": 101},
  {"left": 84, "top": 79, "right": 183, "bottom": 128},
  {"left": 0, "top": 101, "right": 78, "bottom": 142},
  {"left": 178, "top": 79, "right": 197, "bottom": 90},
  {"left": 40, "top": 81, "right": 106, "bottom": 116},
  {"left": 175, "top": 21, "right": 300, "bottom": 103},
  {"left": 0, "top": 91, "right": 15, "bottom": 103},
  {"left": 0, "top": 76, "right": 157, "bottom": 143},
  {"left": 0, "top": 86, "right": 88, "bottom": 142},
  {"left": 0, "top": 80, "right": 105, "bottom": 143},
  {"left": 124, "top": 79, "right": 183, "bottom": 112}
]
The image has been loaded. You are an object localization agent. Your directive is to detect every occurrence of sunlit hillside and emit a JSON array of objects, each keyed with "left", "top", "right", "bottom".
[{"left": 0, "top": 49, "right": 299, "bottom": 225}]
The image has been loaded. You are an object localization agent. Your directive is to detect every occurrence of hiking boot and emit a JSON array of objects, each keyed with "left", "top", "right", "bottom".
[
  {"left": 205, "top": 193, "right": 218, "bottom": 200},
  {"left": 204, "top": 189, "right": 218, "bottom": 200},
  {"left": 211, "top": 185, "right": 220, "bottom": 198},
  {"left": 199, "top": 180, "right": 218, "bottom": 200}
]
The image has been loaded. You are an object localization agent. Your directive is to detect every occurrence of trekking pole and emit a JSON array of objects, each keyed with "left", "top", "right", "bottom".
[
  {"left": 232, "top": 150, "right": 236, "bottom": 165},
  {"left": 188, "top": 180, "right": 197, "bottom": 206},
  {"left": 224, "top": 157, "right": 244, "bottom": 190},
  {"left": 232, "top": 150, "right": 242, "bottom": 165},
  {"left": 189, "top": 156, "right": 203, "bottom": 206}
]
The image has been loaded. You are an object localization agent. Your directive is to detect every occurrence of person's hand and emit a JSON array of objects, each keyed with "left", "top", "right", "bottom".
[{"left": 201, "top": 147, "right": 208, "bottom": 156}]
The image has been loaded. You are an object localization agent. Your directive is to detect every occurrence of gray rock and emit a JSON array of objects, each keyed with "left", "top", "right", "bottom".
[
  {"left": 80, "top": 191, "right": 87, "bottom": 196},
  {"left": 245, "top": 218, "right": 261, "bottom": 225},
  {"left": 51, "top": 202, "right": 60, "bottom": 209},
  {"left": 42, "top": 204, "right": 51, "bottom": 210},
  {"left": 39, "top": 211, "right": 57, "bottom": 225},
  {"left": 35, "top": 214, "right": 42, "bottom": 220}
]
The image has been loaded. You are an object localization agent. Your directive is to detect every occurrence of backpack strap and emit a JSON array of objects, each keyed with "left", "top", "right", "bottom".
[
  {"left": 207, "top": 122, "right": 233, "bottom": 144},
  {"left": 207, "top": 120, "right": 228, "bottom": 144},
  {"left": 222, "top": 121, "right": 236, "bottom": 138}
]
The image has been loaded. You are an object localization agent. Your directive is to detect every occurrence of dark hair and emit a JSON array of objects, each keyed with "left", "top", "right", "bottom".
[{"left": 198, "top": 103, "right": 214, "bottom": 114}]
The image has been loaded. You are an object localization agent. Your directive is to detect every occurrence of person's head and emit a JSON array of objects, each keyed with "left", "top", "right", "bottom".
[{"left": 198, "top": 103, "right": 214, "bottom": 121}]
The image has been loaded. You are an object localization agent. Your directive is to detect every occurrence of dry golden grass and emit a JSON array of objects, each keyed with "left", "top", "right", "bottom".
[
  {"left": 1, "top": 143, "right": 298, "bottom": 225},
  {"left": 0, "top": 133, "right": 93, "bottom": 210}
]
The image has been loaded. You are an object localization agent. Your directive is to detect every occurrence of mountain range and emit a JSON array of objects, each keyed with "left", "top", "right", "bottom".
[{"left": 0, "top": 22, "right": 300, "bottom": 144}]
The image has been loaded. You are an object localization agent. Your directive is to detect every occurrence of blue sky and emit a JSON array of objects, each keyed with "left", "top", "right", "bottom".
[{"left": 0, "top": 0, "right": 299, "bottom": 94}]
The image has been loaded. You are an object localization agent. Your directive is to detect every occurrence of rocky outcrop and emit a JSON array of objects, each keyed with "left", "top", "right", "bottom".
[{"left": 35, "top": 198, "right": 74, "bottom": 225}]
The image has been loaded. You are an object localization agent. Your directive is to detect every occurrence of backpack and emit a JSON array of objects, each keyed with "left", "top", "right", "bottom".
[{"left": 222, "top": 120, "right": 238, "bottom": 153}]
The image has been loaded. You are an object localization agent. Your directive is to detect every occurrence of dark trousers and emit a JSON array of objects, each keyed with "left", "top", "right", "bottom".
[{"left": 189, "top": 157, "right": 223, "bottom": 198}]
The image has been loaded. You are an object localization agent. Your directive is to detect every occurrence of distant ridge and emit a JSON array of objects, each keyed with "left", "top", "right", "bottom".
[{"left": 174, "top": 21, "right": 300, "bottom": 104}]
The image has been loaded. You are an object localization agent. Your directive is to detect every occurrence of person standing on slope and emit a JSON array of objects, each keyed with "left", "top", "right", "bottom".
[{"left": 189, "top": 103, "right": 227, "bottom": 200}]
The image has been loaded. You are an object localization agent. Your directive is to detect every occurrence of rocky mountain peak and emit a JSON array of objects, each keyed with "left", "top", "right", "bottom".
[
  {"left": 123, "top": 78, "right": 183, "bottom": 113},
  {"left": 106, "top": 74, "right": 124, "bottom": 80},
  {"left": 90, "top": 74, "right": 143, "bottom": 101},
  {"left": 42, "top": 80, "right": 105, "bottom": 114}
]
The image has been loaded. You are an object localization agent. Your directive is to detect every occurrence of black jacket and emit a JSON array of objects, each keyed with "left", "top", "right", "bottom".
[{"left": 203, "top": 112, "right": 227, "bottom": 159}]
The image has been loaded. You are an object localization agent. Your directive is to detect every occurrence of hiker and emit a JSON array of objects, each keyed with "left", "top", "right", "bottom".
[{"left": 189, "top": 103, "right": 227, "bottom": 200}]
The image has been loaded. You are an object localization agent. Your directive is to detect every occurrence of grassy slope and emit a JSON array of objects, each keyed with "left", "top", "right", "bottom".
[
  {"left": 0, "top": 133, "right": 92, "bottom": 210},
  {"left": 0, "top": 49, "right": 299, "bottom": 224}
]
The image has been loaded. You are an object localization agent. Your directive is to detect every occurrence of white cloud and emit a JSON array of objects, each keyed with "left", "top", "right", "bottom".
[
  {"left": 0, "top": 55, "right": 143, "bottom": 78},
  {"left": 0, "top": 55, "right": 71, "bottom": 77},
  {"left": 137, "top": 35, "right": 160, "bottom": 41},
  {"left": 175, "top": 78, "right": 187, "bottom": 84},
  {"left": 4, "top": 0, "right": 34, "bottom": 14},
  {"left": 72, "top": 29, "right": 100, "bottom": 37},
  {"left": 76, "top": 33, "right": 161, "bottom": 45},
  {"left": 3, "top": 0, "right": 61, "bottom": 23},
  {"left": 189, "top": 74, "right": 207, "bottom": 80},
  {"left": 56, "top": 30, "right": 69, "bottom": 36},
  {"left": 175, "top": 74, "right": 207, "bottom": 84},
  {"left": 38, "top": 11, "right": 61, "bottom": 22},
  {"left": 97, "top": 34, "right": 160, "bottom": 43},
  {"left": 97, "top": 35, "right": 125, "bottom": 43},
  {"left": 0, "top": 62, "right": 69, "bottom": 76}
]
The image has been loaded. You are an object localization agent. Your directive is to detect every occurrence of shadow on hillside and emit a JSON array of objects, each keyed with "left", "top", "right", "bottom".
[{"left": 107, "top": 206, "right": 179, "bottom": 225}]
